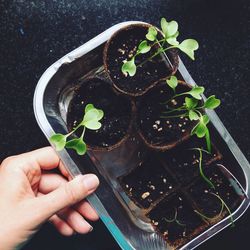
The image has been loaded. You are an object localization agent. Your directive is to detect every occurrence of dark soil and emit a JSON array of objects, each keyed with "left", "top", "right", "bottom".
[
  {"left": 120, "top": 155, "right": 177, "bottom": 209},
  {"left": 138, "top": 81, "right": 197, "bottom": 150},
  {"left": 104, "top": 24, "right": 178, "bottom": 96},
  {"left": 188, "top": 165, "right": 242, "bottom": 218},
  {"left": 67, "top": 78, "right": 132, "bottom": 149},
  {"left": 147, "top": 193, "right": 205, "bottom": 247},
  {"left": 160, "top": 137, "right": 222, "bottom": 185}
]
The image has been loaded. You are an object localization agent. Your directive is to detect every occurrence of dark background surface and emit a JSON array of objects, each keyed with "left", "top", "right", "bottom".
[{"left": 0, "top": 0, "right": 249, "bottom": 249}]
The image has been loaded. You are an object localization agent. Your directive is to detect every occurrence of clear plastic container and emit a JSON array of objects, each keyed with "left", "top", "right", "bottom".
[{"left": 33, "top": 22, "right": 250, "bottom": 250}]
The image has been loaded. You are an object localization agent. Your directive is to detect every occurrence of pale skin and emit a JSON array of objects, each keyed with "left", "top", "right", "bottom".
[{"left": 0, "top": 147, "right": 100, "bottom": 250}]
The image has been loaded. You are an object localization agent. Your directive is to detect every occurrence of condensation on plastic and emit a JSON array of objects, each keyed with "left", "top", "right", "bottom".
[{"left": 33, "top": 22, "right": 250, "bottom": 250}]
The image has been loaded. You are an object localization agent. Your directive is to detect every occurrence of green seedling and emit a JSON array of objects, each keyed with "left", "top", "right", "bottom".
[
  {"left": 190, "top": 148, "right": 234, "bottom": 227},
  {"left": 50, "top": 104, "right": 104, "bottom": 155},
  {"left": 161, "top": 78, "right": 220, "bottom": 152},
  {"left": 190, "top": 148, "right": 215, "bottom": 189},
  {"left": 163, "top": 208, "right": 186, "bottom": 227},
  {"left": 194, "top": 193, "right": 234, "bottom": 227},
  {"left": 121, "top": 17, "right": 199, "bottom": 77}
]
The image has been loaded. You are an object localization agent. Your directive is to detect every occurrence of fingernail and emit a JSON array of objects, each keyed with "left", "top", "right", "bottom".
[
  {"left": 89, "top": 226, "right": 93, "bottom": 232},
  {"left": 82, "top": 174, "right": 99, "bottom": 190}
]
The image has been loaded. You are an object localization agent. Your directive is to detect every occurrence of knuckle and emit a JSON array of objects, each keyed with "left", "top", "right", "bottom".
[
  {"left": 1, "top": 156, "right": 17, "bottom": 168},
  {"left": 64, "top": 184, "right": 79, "bottom": 204}
]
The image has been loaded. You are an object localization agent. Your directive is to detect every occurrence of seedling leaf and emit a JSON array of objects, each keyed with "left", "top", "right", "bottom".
[
  {"left": 177, "top": 39, "right": 199, "bottom": 60},
  {"left": 185, "top": 97, "right": 198, "bottom": 110},
  {"left": 188, "top": 86, "right": 204, "bottom": 100},
  {"left": 166, "top": 20, "right": 179, "bottom": 38},
  {"left": 204, "top": 95, "right": 221, "bottom": 109},
  {"left": 66, "top": 138, "right": 87, "bottom": 155},
  {"left": 50, "top": 133, "right": 67, "bottom": 151},
  {"left": 84, "top": 120, "right": 102, "bottom": 130},
  {"left": 166, "top": 37, "right": 179, "bottom": 46},
  {"left": 85, "top": 103, "right": 94, "bottom": 113},
  {"left": 202, "top": 115, "right": 210, "bottom": 125},
  {"left": 160, "top": 17, "right": 168, "bottom": 37},
  {"left": 121, "top": 58, "right": 136, "bottom": 77},
  {"left": 189, "top": 110, "right": 199, "bottom": 121},
  {"left": 166, "top": 76, "right": 178, "bottom": 92},
  {"left": 83, "top": 109, "right": 100, "bottom": 123},
  {"left": 146, "top": 26, "right": 157, "bottom": 41},
  {"left": 97, "top": 109, "right": 104, "bottom": 120},
  {"left": 191, "top": 122, "right": 207, "bottom": 138},
  {"left": 138, "top": 40, "right": 151, "bottom": 54}
]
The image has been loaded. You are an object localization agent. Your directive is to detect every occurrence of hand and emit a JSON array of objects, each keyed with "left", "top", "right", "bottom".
[{"left": 0, "top": 147, "right": 99, "bottom": 250}]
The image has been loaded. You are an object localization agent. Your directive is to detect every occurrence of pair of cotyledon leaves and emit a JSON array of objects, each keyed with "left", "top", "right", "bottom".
[{"left": 50, "top": 104, "right": 104, "bottom": 155}]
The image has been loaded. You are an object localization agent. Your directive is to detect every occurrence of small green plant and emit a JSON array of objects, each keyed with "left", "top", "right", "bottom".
[
  {"left": 163, "top": 208, "right": 186, "bottom": 227},
  {"left": 162, "top": 76, "right": 221, "bottom": 153},
  {"left": 194, "top": 192, "right": 234, "bottom": 227},
  {"left": 191, "top": 148, "right": 215, "bottom": 189},
  {"left": 121, "top": 18, "right": 199, "bottom": 77},
  {"left": 191, "top": 148, "right": 234, "bottom": 226},
  {"left": 50, "top": 104, "right": 104, "bottom": 155}
]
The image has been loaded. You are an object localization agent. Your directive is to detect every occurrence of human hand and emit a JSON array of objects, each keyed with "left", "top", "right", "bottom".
[{"left": 0, "top": 147, "right": 99, "bottom": 250}]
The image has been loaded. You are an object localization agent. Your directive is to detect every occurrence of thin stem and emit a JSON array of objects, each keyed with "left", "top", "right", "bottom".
[
  {"left": 65, "top": 130, "right": 74, "bottom": 138},
  {"left": 194, "top": 204, "right": 224, "bottom": 222},
  {"left": 162, "top": 105, "right": 186, "bottom": 114},
  {"left": 175, "top": 219, "right": 186, "bottom": 227},
  {"left": 162, "top": 91, "right": 191, "bottom": 105},
  {"left": 151, "top": 38, "right": 165, "bottom": 48},
  {"left": 66, "top": 119, "right": 85, "bottom": 138},
  {"left": 194, "top": 194, "right": 225, "bottom": 222},
  {"left": 188, "top": 147, "right": 210, "bottom": 155},
  {"left": 195, "top": 110, "right": 203, "bottom": 117},
  {"left": 194, "top": 210, "right": 213, "bottom": 222},
  {"left": 164, "top": 217, "right": 176, "bottom": 223},
  {"left": 211, "top": 193, "right": 235, "bottom": 227},
  {"left": 198, "top": 149, "right": 215, "bottom": 189},
  {"left": 163, "top": 209, "right": 185, "bottom": 227},
  {"left": 80, "top": 127, "right": 86, "bottom": 139},
  {"left": 205, "top": 128, "right": 212, "bottom": 153},
  {"left": 137, "top": 45, "right": 176, "bottom": 68},
  {"left": 73, "top": 121, "right": 84, "bottom": 132},
  {"left": 160, "top": 113, "right": 188, "bottom": 119}
]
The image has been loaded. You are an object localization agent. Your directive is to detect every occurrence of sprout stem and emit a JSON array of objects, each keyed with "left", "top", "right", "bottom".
[
  {"left": 197, "top": 148, "right": 215, "bottom": 189},
  {"left": 205, "top": 129, "right": 212, "bottom": 153}
]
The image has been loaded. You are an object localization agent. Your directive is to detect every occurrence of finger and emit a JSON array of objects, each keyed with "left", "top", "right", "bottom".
[
  {"left": 49, "top": 215, "right": 74, "bottom": 236},
  {"left": 34, "top": 174, "right": 99, "bottom": 222},
  {"left": 1, "top": 147, "right": 60, "bottom": 176},
  {"left": 39, "top": 173, "right": 67, "bottom": 194},
  {"left": 18, "top": 147, "right": 60, "bottom": 170},
  {"left": 59, "top": 160, "right": 71, "bottom": 179},
  {"left": 57, "top": 207, "right": 93, "bottom": 234},
  {"left": 74, "top": 201, "right": 99, "bottom": 221},
  {"left": 39, "top": 173, "right": 99, "bottom": 221},
  {"left": 0, "top": 147, "right": 61, "bottom": 193}
]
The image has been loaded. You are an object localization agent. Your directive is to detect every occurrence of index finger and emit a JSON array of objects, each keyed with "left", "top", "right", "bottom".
[{"left": 18, "top": 146, "right": 60, "bottom": 170}]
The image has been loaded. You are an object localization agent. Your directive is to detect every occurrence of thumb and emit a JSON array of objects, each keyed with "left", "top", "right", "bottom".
[{"left": 35, "top": 174, "right": 99, "bottom": 221}]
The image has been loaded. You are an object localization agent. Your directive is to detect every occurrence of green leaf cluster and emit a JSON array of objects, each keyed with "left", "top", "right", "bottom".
[
  {"left": 187, "top": 94, "right": 220, "bottom": 152},
  {"left": 121, "top": 17, "right": 199, "bottom": 76},
  {"left": 162, "top": 77, "right": 221, "bottom": 152},
  {"left": 50, "top": 104, "right": 104, "bottom": 155}
]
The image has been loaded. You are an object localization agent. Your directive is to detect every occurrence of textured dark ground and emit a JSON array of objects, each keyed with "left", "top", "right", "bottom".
[{"left": 0, "top": 0, "right": 249, "bottom": 249}]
